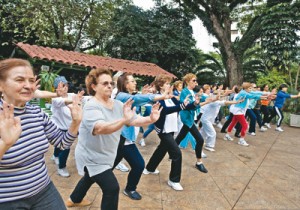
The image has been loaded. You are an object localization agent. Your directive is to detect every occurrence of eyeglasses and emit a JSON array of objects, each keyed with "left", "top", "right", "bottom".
[{"left": 99, "top": 81, "right": 114, "bottom": 87}]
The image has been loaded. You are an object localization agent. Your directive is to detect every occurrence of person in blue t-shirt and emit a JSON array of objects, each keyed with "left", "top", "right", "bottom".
[{"left": 266, "top": 84, "right": 300, "bottom": 132}]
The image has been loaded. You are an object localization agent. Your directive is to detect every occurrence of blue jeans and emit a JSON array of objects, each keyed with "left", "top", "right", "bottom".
[
  {"left": 253, "top": 109, "right": 263, "bottom": 128},
  {"left": 114, "top": 136, "right": 145, "bottom": 191},
  {"left": 142, "top": 106, "right": 154, "bottom": 138},
  {"left": 0, "top": 182, "right": 66, "bottom": 210},
  {"left": 246, "top": 109, "right": 257, "bottom": 133},
  {"left": 142, "top": 123, "right": 155, "bottom": 138},
  {"left": 54, "top": 147, "right": 70, "bottom": 169}
]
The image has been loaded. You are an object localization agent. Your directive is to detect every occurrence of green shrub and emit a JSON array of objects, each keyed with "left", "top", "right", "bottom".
[{"left": 257, "top": 69, "right": 288, "bottom": 89}]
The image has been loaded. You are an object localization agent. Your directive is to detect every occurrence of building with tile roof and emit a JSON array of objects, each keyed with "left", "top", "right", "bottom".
[{"left": 15, "top": 42, "right": 176, "bottom": 78}]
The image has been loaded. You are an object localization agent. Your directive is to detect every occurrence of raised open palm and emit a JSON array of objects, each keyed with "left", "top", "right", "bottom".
[
  {"left": 56, "top": 82, "right": 68, "bottom": 97},
  {"left": 150, "top": 102, "right": 162, "bottom": 123},
  {"left": 67, "top": 95, "right": 83, "bottom": 123},
  {"left": 123, "top": 99, "right": 136, "bottom": 122},
  {"left": 0, "top": 101, "right": 22, "bottom": 148}
]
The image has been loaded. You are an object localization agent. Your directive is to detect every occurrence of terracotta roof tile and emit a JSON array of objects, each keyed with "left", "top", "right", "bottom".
[{"left": 16, "top": 42, "right": 176, "bottom": 78}]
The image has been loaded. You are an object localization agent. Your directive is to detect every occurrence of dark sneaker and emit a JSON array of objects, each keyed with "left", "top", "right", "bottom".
[
  {"left": 195, "top": 163, "right": 208, "bottom": 173},
  {"left": 123, "top": 189, "right": 142, "bottom": 200},
  {"left": 234, "top": 134, "right": 241, "bottom": 138}
]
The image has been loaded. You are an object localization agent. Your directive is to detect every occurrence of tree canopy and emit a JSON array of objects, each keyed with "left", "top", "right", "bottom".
[
  {"left": 0, "top": 0, "right": 131, "bottom": 55},
  {"left": 105, "top": 4, "right": 200, "bottom": 78},
  {"left": 172, "top": 0, "right": 299, "bottom": 87},
  {"left": 260, "top": 1, "right": 300, "bottom": 71}
]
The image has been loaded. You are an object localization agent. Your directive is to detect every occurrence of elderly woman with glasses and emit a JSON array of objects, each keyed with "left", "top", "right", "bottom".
[
  {"left": 175, "top": 73, "right": 212, "bottom": 173},
  {"left": 0, "top": 58, "right": 82, "bottom": 209},
  {"left": 66, "top": 69, "right": 161, "bottom": 210}
]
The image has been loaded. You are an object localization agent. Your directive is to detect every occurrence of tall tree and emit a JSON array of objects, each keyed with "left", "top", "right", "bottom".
[
  {"left": 105, "top": 4, "right": 200, "bottom": 77},
  {"left": 0, "top": 0, "right": 39, "bottom": 58},
  {"left": 0, "top": 0, "right": 130, "bottom": 53},
  {"left": 260, "top": 2, "right": 300, "bottom": 72},
  {"left": 172, "top": 0, "right": 295, "bottom": 87}
]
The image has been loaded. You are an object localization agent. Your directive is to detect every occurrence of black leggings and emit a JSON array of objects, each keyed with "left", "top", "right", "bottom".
[
  {"left": 175, "top": 124, "right": 204, "bottom": 159},
  {"left": 268, "top": 106, "right": 284, "bottom": 127},
  {"left": 261, "top": 105, "right": 271, "bottom": 125},
  {"left": 70, "top": 167, "right": 119, "bottom": 210},
  {"left": 146, "top": 132, "right": 182, "bottom": 182}
]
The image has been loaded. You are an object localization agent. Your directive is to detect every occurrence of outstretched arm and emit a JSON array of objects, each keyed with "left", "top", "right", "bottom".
[
  {"left": 34, "top": 90, "right": 59, "bottom": 98},
  {"left": 224, "top": 98, "right": 244, "bottom": 105},
  {"left": 291, "top": 93, "right": 300, "bottom": 99},
  {"left": 34, "top": 82, "right": 66, "bottom": 99}
]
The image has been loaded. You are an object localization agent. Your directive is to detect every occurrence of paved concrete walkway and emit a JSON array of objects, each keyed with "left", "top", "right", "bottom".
[{"left": 46, "top": 125, "right": 300, "bottom": 209}]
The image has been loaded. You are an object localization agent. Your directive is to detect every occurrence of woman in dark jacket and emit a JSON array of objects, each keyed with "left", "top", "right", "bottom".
[{"left": 143, "top": 74, "right": 199, "bottom": 191}]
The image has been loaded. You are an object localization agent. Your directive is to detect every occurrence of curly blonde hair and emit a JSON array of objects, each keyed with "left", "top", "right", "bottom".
[{"left": 182, "top": 73, "right": 196, "bottom": 85}]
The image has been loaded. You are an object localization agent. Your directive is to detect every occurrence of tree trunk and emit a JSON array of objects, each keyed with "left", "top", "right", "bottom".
[
  {"left": 295, "top": 64, "right": 300, "bottom": 90},
  {"left": 289, "top": 68, "right": 293, "bottom": 90},
  {"left": 209, "top": 13, "right": 243, "bottom": 87},
  {"left": 225, "top": 53, "right": 243, "bottom": 87}
]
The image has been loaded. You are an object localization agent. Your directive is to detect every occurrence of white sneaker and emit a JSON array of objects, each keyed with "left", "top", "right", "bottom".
[
  {"left": 260, "top": 127, "right": 267, "bottom": 132},
  {"left": 116, "top": 162, "right": 129, "bottom": 172},
  {"left": 238, "top": 138, "right": 249, "bottom": 147},
  {"left": 265, "top": 123, "right": 271, "bottom": 129},
  {"left": 51, "top": 155, "right": 59, "bottom": 165},
  {"left": 216, "top": 123, "right": 223, "bottom": 129},
  {"left": 247, "top": 132, "right": 256, "bottom": 136},
  {"left": 201, "top": 151, "right": 207, "bottom": 158},
  {"left": 224, "top": 134, "right": 234, "bottom": 141},
  {"left": 168, "top": 180, "right": 183, "bottom": 191},
  {"left": 143, "top": 168, "right": 160, "bottom": 175},
  {"left": 204, "top": 146, "right": 215, "bottom": 152},
  {"left": 139, "top": 138, "right": 146, "bottom": 147},
  {"left": 275, "top": 127, "right": 284, "bottom": 132},
  {"left": 57, "top": 167, "right": 70, "bottom": 177}
]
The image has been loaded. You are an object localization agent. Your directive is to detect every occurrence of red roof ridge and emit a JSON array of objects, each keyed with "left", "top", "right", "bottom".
[{"left": 16, "top": 42, "right": 176, "bottom": 78}]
